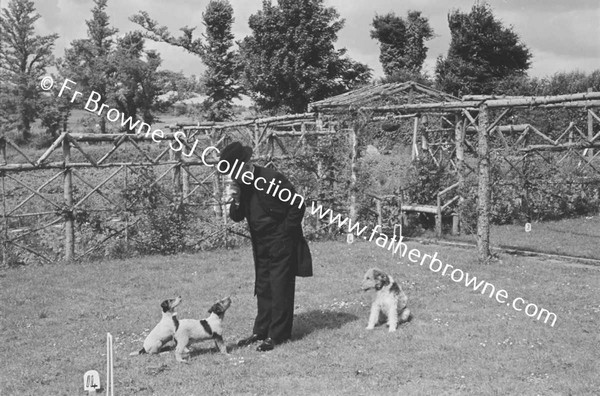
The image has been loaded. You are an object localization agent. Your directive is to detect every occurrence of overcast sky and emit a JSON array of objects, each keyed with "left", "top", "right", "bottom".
[{"left": 31, "top": 0, "right": 600, "bottom": 80}]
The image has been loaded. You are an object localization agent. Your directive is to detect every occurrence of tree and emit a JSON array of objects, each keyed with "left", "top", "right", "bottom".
[
  {"left": 371, "top": 11, "right": 434, "bottom": 79},
  {"left": 112, "top": 31, "right": 162, "bottom": 125},
  {"left": 38, "top": 76, "right": 72, "bottom": 139},
  {"left": 239, "top": 0, "right": 371, "bottom": 114},
  {"left": 435, "top": 3, "right": 531, "bottom": 96},
  {"left": 131, "top": 0, "right": 241, "bottom": 121},
  {"left": 200, "top": 0, "right": 242, "bottom": 121},
  {"left": 62, "top": 0, "right": 164, "bottom": 132},
  {"left": 60, "top": 0, "right": 118, "bottom": 134},
  {"left": 0, "top": 0, "right": 58, "bottom": 142}
]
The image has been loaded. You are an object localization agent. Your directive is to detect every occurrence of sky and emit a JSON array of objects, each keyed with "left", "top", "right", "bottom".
[{"left": 30, "top": 0, "right": 600, "bottom": 81}]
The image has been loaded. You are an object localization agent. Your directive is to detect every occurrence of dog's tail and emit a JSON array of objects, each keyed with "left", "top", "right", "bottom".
[
  {"left": 129, "top": 347, "right": 146, "bottom": 356},
  {"left": 399, "top": 307, "right": 412, "bottom": 323}
]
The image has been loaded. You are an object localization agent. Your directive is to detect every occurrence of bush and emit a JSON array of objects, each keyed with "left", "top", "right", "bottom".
[{"left": 403, "top": 157, "right": 455, "bottom": 205}]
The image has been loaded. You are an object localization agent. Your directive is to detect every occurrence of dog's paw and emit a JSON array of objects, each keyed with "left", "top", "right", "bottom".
[
  {"left": 388, "top": 328, "right": 397, "bottom": 333},
  {"left": 365, "top": 325, "right": 375, "bottom": 330}
]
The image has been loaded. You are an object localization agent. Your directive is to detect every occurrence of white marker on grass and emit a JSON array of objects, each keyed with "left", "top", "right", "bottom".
[{"left": 83, "top": 370, "right": 100, "bottom": 395}]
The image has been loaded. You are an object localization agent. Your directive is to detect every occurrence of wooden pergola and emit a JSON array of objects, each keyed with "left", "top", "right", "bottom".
[
  {"left": 1, "top": 80, "right": 598, "bottom": 265},
  {"left": 309, "top": 82, "right": 600, "bottom": 263}
]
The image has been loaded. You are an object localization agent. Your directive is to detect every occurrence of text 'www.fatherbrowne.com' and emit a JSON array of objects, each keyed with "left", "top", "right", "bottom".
[{"left": 309, "top": 201, "right": 558, "bottom": 327}]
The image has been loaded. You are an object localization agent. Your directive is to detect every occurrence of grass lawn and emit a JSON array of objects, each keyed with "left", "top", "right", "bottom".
[
  {"left": 444, "top": 216, "right": 600, "bottom": 260},
  {"left": 0, "top": 240, "right": 598, "bottom": 395}
]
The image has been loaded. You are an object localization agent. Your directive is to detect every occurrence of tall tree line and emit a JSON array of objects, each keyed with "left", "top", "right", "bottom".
[
  {"left": 1, "top": 0, "right": 598, "bottom": 144},
  {"left": 133, "top": 0, "right": 372, "bottom": 117}
]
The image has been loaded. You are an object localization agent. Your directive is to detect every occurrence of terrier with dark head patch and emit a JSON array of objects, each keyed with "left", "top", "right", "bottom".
[
  {"left": 361, "top": 268, "right": 411, "bottom": 332},
  {"left": 130, "top": 296, "right": 182, "bottom": 356},
  {"left": 174, "top": 297, "right": 232, "bottom": 363}
]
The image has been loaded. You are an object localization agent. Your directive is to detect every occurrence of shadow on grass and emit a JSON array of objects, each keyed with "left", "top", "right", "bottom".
[
  {"left": 185, "top": 309, "right": 360, "bottom": 354},
  {"left": 291, "top": 309, "right": 360, "bottom": 341},
  {"left": 186, "top": 343, "right": 227, "bottom": 358}
]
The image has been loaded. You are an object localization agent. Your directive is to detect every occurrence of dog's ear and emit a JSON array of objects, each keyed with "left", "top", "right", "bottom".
[
  {"left": 373, "top": 270, "right": 390, "bottom": 290},
  {"left": 160, "top": 300, "right": 170, "bottom": 312},
  {"left": 208, "top": 303, "right": 223, "bottom": 315}
]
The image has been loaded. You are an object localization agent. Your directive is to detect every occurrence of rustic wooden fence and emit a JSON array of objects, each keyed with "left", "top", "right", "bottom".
[
  {"left": 0, "top": 113, "right": 339, "bottom": 265},
  {"left": 2, "top": 85, "right": 599, "bottom": 266}
]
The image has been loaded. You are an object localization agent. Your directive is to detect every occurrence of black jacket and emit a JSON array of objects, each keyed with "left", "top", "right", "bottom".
[{"left": 229, "top": 165, "right": 312, "bottom": 277}]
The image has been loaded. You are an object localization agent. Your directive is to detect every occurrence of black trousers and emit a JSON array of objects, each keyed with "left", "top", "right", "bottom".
[{"left": 251, "top": 231, "right": 296, "bottom": 343}]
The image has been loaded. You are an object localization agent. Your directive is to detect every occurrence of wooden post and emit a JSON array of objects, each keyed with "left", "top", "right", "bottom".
[
  {"left": 435, "top": 194, "right": 442, "bottom": 238},
  {"left": 399, "top": 191, "right": 407, "bottom": 228},
  {"left": 223, "top": 176, "right": 230, "bottom": 249},
  {"left": 63, "top": 134, "right": 74, "bottom": 261},
  {"left": 301, "top": 121, "right": 307, "bottom": 152},
  {"left": 477, "top": 104, "right": 491, "bottom": 263},
  {"left": 182, "top": 163, "right": 190, "bottom": 203},
  {"left": 375, "top": 198, "right": 382, "bottom": 228},
  {"left": 0, "top": 135, "right": 5, "bottom": 166},
  {"left": 124, "top": 166, "right": 128, "bottom": 242},
  {"left": 2, "top": 174, "right": 7, "bottom": 267},
  {"left": 588, "top": 88, "right": 594, "bottom": 158},
  {"left": 455, "top": 117, "right": 465, "bottom": 235},
  {"left": 1, "top": 135, "right": 6, "bottom": 266},
  {"left": 315, "top": 114, "right": 323, "bottom": 232},
  {"left": 171, "top": 146, "right": 182, "bottom": 203},
  {"left": 210, "top": 129, "right": 223, "bottom": 219},
  {"left": 253, "top": 122, "right": 260, "bottom": 160},
  {"left": 412, "top": 116, "right": 419, "bottom": 160},
  {"left": 452, "top": 213, "right": 459, "bottom": 235},
  {"left": 348, "top": 123, "right": 358, "bottom": 242}
]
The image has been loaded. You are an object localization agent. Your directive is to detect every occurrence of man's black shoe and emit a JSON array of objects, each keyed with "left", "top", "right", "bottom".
[
  {"left": 256, "top": 338, "right": 275, "bottom": 352},
  {"left": 237, "top": 334, "right": 265, "bottom": 347}
]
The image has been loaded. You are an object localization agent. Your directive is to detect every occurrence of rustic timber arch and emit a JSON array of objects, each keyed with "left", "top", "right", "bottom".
[{"left": 309, "top": 82, "right": 600, "bottom": 263}]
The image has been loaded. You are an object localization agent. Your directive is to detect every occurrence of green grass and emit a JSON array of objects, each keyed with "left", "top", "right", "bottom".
[
  {"left": 1, "top": 240, "right": 598, "bottom": 395},
  {"left": 445, "top": 216, "right": 600, "bottom": 260}
]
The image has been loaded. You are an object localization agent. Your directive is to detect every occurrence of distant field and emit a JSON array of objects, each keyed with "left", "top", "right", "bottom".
[{"left": 1, "top": 240, "right": 598, "bottom": 395}]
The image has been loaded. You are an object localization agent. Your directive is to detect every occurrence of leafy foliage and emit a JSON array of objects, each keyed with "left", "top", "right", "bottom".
[
  {"left": 129, "top": 11, "right": 205, "bottom": 57},
  {"left": 435, "top": 3, "right": 531, "bottom": 95},
  {"left": 61, "top": 0, "right": 163, "bottom": 131},
  {"left": 131, "top": 0, "right": 241, "bottom": 121},
  {"left": 403, "top": 157, "right": 454, "bottom": 205},
  {"left": 112, "top": 31, "right": 162, "bottom": 125},
  {"left": 371, "top": 11, "right": 434, "bottom": 78},
  {"left": 0, "top": 0, "right": 58, "bottom": 141},
  {"left": 239, "top": 0, "right": 371, "bottom": 113},
  {"left": 37, "top": 75, "right": 72, "bottom": 140},
  {"left": 60, "top": 0, "right": 118, "bottom": 134},
  {"left": 200, "top": 0, "right": 242, "bottom": 121}
]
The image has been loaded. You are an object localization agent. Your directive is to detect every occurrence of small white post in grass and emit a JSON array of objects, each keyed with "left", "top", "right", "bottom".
[
  {"left": 106, "top": 333, "right": 114, "bottom": 396},
  {"left": 83, "top": 370, "right": 100, "bottom": 395}
]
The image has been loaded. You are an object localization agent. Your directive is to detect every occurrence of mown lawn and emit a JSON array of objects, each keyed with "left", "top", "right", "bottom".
[
  {"left": 0, "top": 240, "right": 598, "bottom": 395},
  {"left": 444, "top": 216, "right": 600, "bottom": 260}
]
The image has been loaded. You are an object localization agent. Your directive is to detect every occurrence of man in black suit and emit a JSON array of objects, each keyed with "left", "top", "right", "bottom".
[{"left": 218, "top": 141, "right": 312, "bottom": 351}]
